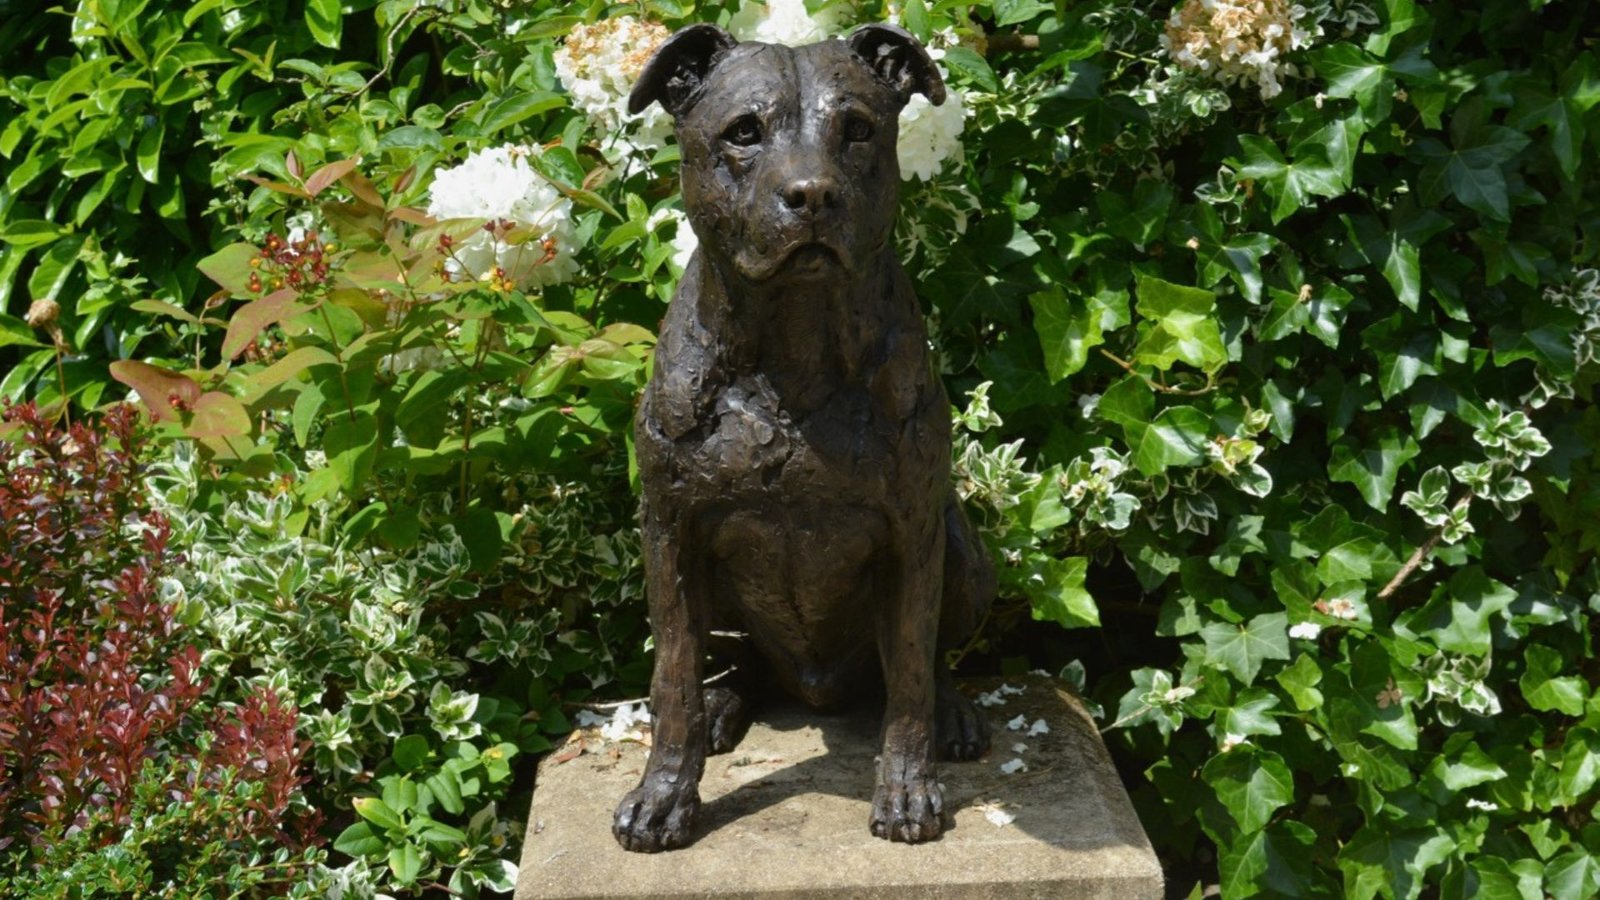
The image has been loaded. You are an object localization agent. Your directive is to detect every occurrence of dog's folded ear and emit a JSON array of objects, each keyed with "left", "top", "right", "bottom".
[
  {"left": 847, "top": 23, "right": 946, "bottom": 107},
  {"left": 628, "top": 24, "right": 739, "bottom": 118}
]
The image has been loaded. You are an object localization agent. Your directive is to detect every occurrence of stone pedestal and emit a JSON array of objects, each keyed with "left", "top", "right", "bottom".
[{"left": 516, "top": 674, "right": 1162, "bottom": 899}]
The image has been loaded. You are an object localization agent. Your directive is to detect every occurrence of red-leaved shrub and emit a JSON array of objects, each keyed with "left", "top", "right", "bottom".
[{"left": 0, "top": 402, "right": 317, "bottom": 860}]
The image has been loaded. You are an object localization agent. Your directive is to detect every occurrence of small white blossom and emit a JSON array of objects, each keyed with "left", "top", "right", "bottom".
[
  {"left": 1289, "top": 621, "right": 1323, "bottom": 640},
  {"left": 1160, "top": 0, "right": 1318, "bottom": 100},
  {"left": 1466, "top": 798, "right": 1499, "bottom": 812},
  {"left": 999, "top": 758, "right": 1027, "bottom": 774},
  {"left": 1027, "top": 718, "right": 1050, "bottom": 737},
  {"left": 1077, "top": 393, "right": 1102, "bottom": 419},
  {"left": 1011, "top": 742, "right": 1029, "bottom": 753},
  {"left": 1220, "top": 733, "right": 1249, "bottom": 752},
  {"left": 976, "top": 689, "right": 1008, "bottom": 707},
  {"left": 982, "top": 805, "right": 1017, "bottom": 827},
  {"left": 1006, "top": 714, "right": 1027, "bottom": 731}
]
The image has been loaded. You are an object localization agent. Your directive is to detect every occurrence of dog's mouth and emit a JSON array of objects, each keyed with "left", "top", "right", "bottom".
[{"left": 738, "top": 240, "right": 848, "bottom": 283}]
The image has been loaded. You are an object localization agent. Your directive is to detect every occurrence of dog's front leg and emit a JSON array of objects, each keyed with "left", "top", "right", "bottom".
[
  {"left": 614, "top": 505, "right": 707, "bottom": 852},
  {"left": 870, "top": 515, "right": 946, "bottom": 843}
]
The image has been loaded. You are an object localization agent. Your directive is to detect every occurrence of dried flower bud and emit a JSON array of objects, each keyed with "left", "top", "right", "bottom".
[{"left": 25, "top": 298, "right": 60, "bottom": 330}]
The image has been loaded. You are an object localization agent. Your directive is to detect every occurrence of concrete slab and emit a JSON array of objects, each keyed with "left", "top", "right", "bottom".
[{"left": 516, "top": 674, "right": 1162, "bottom": 900}]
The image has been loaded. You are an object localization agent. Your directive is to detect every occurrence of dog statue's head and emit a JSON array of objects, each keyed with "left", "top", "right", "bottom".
[{"left": 629, "top": 23, "right": 944, "bottom": 287}]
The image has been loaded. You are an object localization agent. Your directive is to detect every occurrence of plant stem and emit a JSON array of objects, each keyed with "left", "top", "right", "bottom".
[
  {"left": 1098, "top": 348, "right": 1218, "bottom": 396},
  {"left": 1376, "top": 491, "right": 1474, "bottom": 601}
]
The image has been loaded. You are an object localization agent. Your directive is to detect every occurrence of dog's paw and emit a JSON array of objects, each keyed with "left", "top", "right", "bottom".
[
  {"left": 936, "top": 682, "right": 990, "bottom": 761},
  {"left": 869, "top": 757, "right": 945, "bottom": 843},
  {"left": 613, "top": 774, "right": 701, "bottom": 853},
  {"left": 706, "top": 685, "right": 753, "bottom": 755}
]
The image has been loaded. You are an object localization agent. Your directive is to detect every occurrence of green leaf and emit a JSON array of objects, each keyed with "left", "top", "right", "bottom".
[
  {"left": 1133, "top": 405, "right": 1212, "bottom": 476},
  {"left": 1521, "top": 645, "right": 1588, "bottom": 715},
  {"left": 306, "top": 0, "right": 343, "bottom": 48},
  {"left": 1400, "top": 567, "right": 1516, "bottom": 656},
  {"left": 1339, "top": 825, "right": 1455, "bottom": 900},
  {"left": 1557, "top": 729, "right": 1600, "bottom": 806},
  {"left": 1026, "top": 555, "right": 1099, "bottom": 628},
  {"left": 1311, "top": 44, "right": 1394, "bottom": 120},
  {"left": 1133, "top": 275, "right": 1225, "bottom": 372},
  {"left": 424, "top": 768, "right": 465, "bottom": 815},
  {"left": 1202, "top": 747, "right": 1295, "bottom": 834},
  {"left": 1275, "top": 654, "right": 1324, "bottom": 712},
  {"left": 1030, "top": 286, "right": 1103, "bottom": 382},
  {"left": 324, "top": 413, "right": 379, "bottom": 495},
  {"left": 392, "top": 734, "right": 430, "bottom": 772},
  {"left": 939, "top": 46, "right": 999, "bottom": 93},
  {"left": 136, "top": 121, "right": 163, "bottom": 184},
  {"left": 1232, "top": 135, "right": 1343, "bottom": 224},
  {"left": 1096, "top": 179, "right": 1171, "bottom": 249},
  {"left": 1219, "top": 820, "right": 1327, "bottom": 899},
  {"left": 1200, "top": 612, "right": 1291, "bottom": 685},
  {"left": 332, "top": 821, "right": 387, "bottom": 857},
  {"left": 0, "top": 313, "right": 47, "bottom": 349},
  {"left": 1328, "top": 430, "right": 1420, "bottom": 511},
  {"left": 1219, "top": 688, "right": 1283, "bottom": 738},
  {"left": 198, "top": 242, "right": 265, "bottom": 297},
  {"left": 0, "top": 220, "right": 63, "bottom": 249},
  {"left": 1547, "top": 847, "right": 1600, "bottom": 900},
  {"left": 353, "top": 796, "right": 406, "bottom": 833},
  {"left": 388, "top": 843, "right": 422, "bottom": 886},
  {"left": 480, "top": 91, "right": 566, "bottom": 136}
]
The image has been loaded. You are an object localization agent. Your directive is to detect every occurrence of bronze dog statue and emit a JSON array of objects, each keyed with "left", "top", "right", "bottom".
[{"left": 615, "top": 21, "right": 995, "bottom": 852}]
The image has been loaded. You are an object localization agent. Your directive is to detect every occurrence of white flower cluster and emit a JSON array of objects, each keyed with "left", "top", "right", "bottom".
[
  {"left": 898, "top": 32, "right": 969, "bottom": 182},
  {"left": 1160, "top": 0, "right": 1317, "bottom": 100},
  {"left": 425, "top": 145, "right": 581, "bottom": 290},
  {"left": 553, "top": 17, "right": 674, "bottom": 167},
  {"left": 576, "top": 702, "right": 653, "bottom": 742},
  {"left": 728, "top": 0, "right": 850, "bottom": 47}
]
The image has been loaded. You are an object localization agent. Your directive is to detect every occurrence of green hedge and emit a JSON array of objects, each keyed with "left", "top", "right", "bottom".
[{"left": 2, "top": 0, "right": 1597, "bottom": 896}]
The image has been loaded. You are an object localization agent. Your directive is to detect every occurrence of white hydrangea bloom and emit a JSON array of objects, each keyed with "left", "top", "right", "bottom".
[
  {"left": 728, "top": 0, "right": 849, "bottom": 46},
  {"left": 1160, "top": 0, "right": 1318, "bottom": 100},
  {"left": 425, "top": 145, "right": 581, "bottom": 290},
  {"left": 553, "top": 17, "right": 675, "bottom": 167},
  {"left": 898, "top": 32, "right": 971, "bottom": 182}
]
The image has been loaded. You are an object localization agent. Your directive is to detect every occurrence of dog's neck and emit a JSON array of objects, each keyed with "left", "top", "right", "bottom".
[{"left": 695, "top": 250, "right": 907, "bottom": 411}]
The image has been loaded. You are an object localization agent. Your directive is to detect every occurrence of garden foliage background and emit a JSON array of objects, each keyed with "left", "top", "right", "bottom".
[{"left": 2, "top": 0, "right": 1598, "bottom": 896}]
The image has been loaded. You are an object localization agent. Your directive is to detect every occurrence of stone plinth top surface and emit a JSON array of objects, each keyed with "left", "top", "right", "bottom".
[{"left": 516, "top": 674, "right": 1163, "bottom": 899}]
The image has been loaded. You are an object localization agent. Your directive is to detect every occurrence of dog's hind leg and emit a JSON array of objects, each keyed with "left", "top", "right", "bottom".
[{"left": 935, "top": 496, "right": 994, "bottom": 761}]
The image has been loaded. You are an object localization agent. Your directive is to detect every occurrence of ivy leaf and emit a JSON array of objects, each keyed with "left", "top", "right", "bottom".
[
  {"left": 1096, "top": 179, "right": 1172, "bottom": 249},
  {"left": 1132, "top": 275, "right": 1226, "bottom": 372},
  {"left": 1508, "top": 86, "right": 1585, "bottom": 181},
  {"left": 1339, "top": 825, "right": 1455, "bottom": 900},
  {"left": 1399, "top": 567, "right": 1517, "bottom": 657},
  {"left": 1546, "top": 846, "right": 1600, "bottom": 900},
  {"left": 1026, "top": 555, "right": 1100, "bottom": 629},
  {"left": 1219, "top": 688, "right": 1283, "bottom": 738},
  {"left": 1276, "top": 654, "right": 1324, "bottom": 712},
  {"left": 1201, "top": 612, "right": 1291, "bottom": 685},
  {"left": 1219, "top": 820, "right": 1329, "bottom": 898},
  {"left": 1132, "top": 405, "right": 1212, "bottom": 476},
  {"left": 1232, "top": 135, "right": 1343, "bottom": 224},
  {"left": 1328, "top": 430, "right": 1420, "bottom": 511},
  {"left": 1202, "top": 747, "right": 1295, "bottom": 834},
  {"left": 1521, "top": 645, "right": 1589, "bottom": 715},
  {"left": 1415, "top": 104, "right": 1532, "bottom": 221},
  {"left": 1557, "top": 729, "right": 1600, "bottom": 806},
  {"left": 1311, "top": 44, "right": 1394, "bottom": 120},
  {"left": 1030, "top": 286, "right": 1104, "bottom": 382}
]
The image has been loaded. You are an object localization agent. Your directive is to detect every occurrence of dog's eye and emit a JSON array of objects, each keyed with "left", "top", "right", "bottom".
[
  {"left": 723, "top": 115, "right": 763, "bottom": 147},
  {"left": 843, "top": 116, "right": 874, "bottom": 143}
]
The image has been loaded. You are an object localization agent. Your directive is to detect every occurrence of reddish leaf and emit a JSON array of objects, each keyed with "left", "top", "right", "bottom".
[
  {"left": 186, "top": 391, "right": 252, "bottom": 439},
  {"left": 286, "top": 149, "right": 302, "bottom": 180},
  {"left": 341, "top": 168, "right": 386, "bottom": 210},
  {"left": 305, "top": 158, "right": 361, "bottom": 199},
  {"left": 109, "top": 361, "right": 201, "bottom": 422},
  {"left": 241, "top": 174, "right": 311, "bottom": 200},
  {"left": 222, "top": 289, "right": 299, "bottom": 360}
]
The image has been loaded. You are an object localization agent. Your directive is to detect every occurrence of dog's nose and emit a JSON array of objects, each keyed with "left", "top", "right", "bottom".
[{"left": 781, "top": 177, "right": 839, "bottom": 215}]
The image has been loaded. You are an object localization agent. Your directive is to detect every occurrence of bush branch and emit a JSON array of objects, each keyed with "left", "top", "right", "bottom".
[{"left": 1376, "top": 491, "right": 1474, "bottom": 601}]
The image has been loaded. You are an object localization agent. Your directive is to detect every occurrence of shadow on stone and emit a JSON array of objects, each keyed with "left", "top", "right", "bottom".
[{"left": 517, "top": 674, "right": 1162, "bottom": 899}]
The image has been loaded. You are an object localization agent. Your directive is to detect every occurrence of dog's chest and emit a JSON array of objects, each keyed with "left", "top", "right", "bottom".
[{"left": 689, "top": 376, "right": 894, "bottom": 499}]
